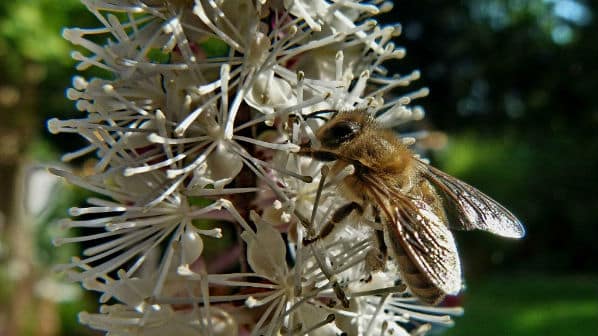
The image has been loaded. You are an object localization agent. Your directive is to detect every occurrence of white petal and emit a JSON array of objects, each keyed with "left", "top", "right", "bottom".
[
  {"left": 241, "top": 218, "right": 287, "bottom": 280},
  {"left": 245, "top": 71, "right": 297, "bottom": 114},
  {"left": 206, "top": 143, "right": 243, "bottom": 186},
  {"left": 295, "top": 304, "right": 344, "bottom": 335}
]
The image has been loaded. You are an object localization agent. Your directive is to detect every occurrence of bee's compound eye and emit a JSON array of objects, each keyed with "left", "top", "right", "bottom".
[{"left": 321, "top": 121, "right": 361, "bottom": 148}]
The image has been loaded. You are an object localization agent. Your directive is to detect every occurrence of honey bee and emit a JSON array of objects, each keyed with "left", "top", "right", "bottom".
[{"left": 298, "top": 109, "right": 525, "bottom": 305}]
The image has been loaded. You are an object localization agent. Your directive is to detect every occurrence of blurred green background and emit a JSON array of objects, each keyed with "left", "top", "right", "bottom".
[{"left": 0, "top": 0, "right": 596, "bottom": 335}]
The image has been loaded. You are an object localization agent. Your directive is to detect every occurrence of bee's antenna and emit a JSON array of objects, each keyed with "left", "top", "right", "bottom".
[
  {"left": 258, "top": 159, "right": 314, "bottom": 183},
  {"left": 235, "top": 147, "right": 314, "bottom": 183},
  {"left": 303, "top": 109, "right": 337, "bottom": 121}
]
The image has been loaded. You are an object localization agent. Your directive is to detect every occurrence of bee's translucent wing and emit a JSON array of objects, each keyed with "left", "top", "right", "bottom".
[
  {"left": 364, "top": 175, "right": 462, "bottom": 299},
  {"left": 419, "top": 162, "right": 526, "bottom": 239},
  {"left": 394, "top": 198, "right": 462, "bottom": 296}
]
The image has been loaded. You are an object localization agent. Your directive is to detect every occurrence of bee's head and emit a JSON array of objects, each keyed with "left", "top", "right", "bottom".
[
  {"left": 319, "top": 119, "right": 361, "bottom": 148},
  {"left": 316, "top": 110, "right": 370, "bottom": 149}
]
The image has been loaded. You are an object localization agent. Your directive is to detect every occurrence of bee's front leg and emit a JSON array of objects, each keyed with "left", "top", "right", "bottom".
[{"left": 303, "top": 201, "right": 363, "bottom": 308}]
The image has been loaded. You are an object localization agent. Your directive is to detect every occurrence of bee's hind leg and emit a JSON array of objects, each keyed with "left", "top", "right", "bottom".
[
  {"left": 364, "top": 207, "right": 388, "bottom": 278},
  {"left": 365, "top": 229, "right": 388, "bottom": 276}
]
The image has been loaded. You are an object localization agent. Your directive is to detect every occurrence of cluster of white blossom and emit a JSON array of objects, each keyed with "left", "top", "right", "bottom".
[{"left": 49, "top": 0, "right": 462, "bottom": 335}]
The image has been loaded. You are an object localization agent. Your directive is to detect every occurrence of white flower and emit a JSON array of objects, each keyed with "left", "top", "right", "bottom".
[
  {"left": 50, "top": 0, "right": 462, "bottom": 335},
  {"left": 51, "top": 168, "right": 224, "bottom": 283},
  {"left": 80, "top": 304, "right": 238, "bottom": 336}
]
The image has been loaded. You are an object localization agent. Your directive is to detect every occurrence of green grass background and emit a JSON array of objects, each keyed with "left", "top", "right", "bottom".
[{"left": 445, "top": 275, "right": 598, "bottom": 336}]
